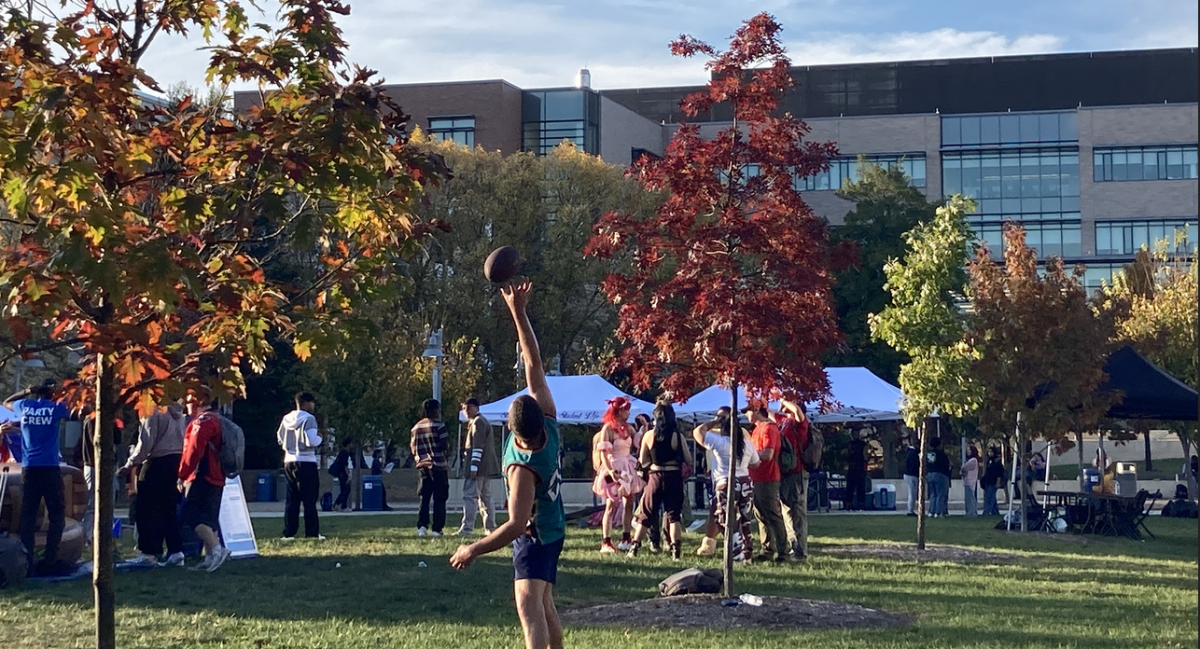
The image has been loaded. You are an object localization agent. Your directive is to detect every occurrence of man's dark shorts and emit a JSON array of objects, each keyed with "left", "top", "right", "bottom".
[
  {"left": 183, "top": 479, "right": 224, "bottom": 530},
  {"left": 512, "top": 534, "right": 564, "bottom": 584}
]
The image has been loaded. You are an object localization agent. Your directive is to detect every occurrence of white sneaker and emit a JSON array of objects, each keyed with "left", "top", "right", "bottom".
[
  {"left": 455, "top": 528, "right": 473, "bottom": 537},
  {"left": 189, "top": 555, "right": 213, "bottom": 572},
  {"left": 314, "top": 535, "right": 327, "bottom": 541},
  {"left": 430, "top": 531, "right": 443, "bottom": 538},
  {"left": 417, "top": 527, "right": 427, "bottom": 537},
  {"left": 206, "top": 546, "right": 231, "bottom": 573},
  {"left": 616, "top": 540, "right": 631, "bottom": 551},
  {"left": 158, "top": 552, "right": 185, "bottom": 568},
  {"left": 280, "top": 536, "right": 296, "bottom": 542}
]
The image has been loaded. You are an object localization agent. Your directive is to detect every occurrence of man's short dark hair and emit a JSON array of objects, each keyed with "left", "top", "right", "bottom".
[
  {"left": 423, "top": 399, "right": 441, "bottom": 420},
  {"left": 31, "top": 383, "right": 53, "bottom": 400},
  {"left": 508, "top": 395, "right": 545, "bottom": 444},
  {"left": 463, "top": 398, "right": 480, "bottom": 408},
  {"left": 296, "top": 391, "right": 316, "bottom": 406}
]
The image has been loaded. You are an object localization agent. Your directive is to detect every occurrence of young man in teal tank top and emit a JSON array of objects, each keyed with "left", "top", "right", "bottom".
[{"left": 451, "top": 279, "right": 565, "bottom": 649}]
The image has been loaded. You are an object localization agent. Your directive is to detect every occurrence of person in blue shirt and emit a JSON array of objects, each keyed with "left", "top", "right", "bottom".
[
  {"left": 5, "top": 379, "right": 70, "bottom": 572},
  {"left": 451, "top": 279, "right": 565, "bottom": 649}
]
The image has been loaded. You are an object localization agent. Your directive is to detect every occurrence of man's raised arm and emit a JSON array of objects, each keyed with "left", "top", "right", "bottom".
[{"left": 501, "top": 279, "right": 556, "bottom": 419}]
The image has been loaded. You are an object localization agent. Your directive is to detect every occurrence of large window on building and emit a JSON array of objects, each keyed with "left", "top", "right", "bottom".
[
  {"left": 797, "top": 154, "right": 926, "bottom": 191},
  {"left": 943, "top": 149, "right": 1080, "bottom": 218},
  {"left": 1092, "top": 145, "right": 1199, "bottom": 182},
  {"left": 972, "top": 220, "right": 1082, "bottom": 259},
  {"left": 1094, "top": 219, "right": 1198, "bottom": 256},
  {"left": 942, "top": 112, "right": 1078, "bottom": 148},
  {"left": 429, "top": 116, "right": 475, "bottom": 147},
  {"left": 521, "top": 90, "right": 600, "bottom": 156}
]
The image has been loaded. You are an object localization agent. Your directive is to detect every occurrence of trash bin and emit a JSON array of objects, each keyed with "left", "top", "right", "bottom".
[
  {"left": 361, "top": 475, "right": 383, "bottom": 511},
  {"left": 1082, "top": 467, "right": 1101, "bottom": 493},
  {"left": 1115, "top": 462, "right": 1137, "bottom": 496},
  {"left": 256, "top": 471, "right": 277, "bottom": 502}
]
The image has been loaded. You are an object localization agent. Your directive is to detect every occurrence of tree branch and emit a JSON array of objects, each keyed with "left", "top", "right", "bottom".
[{"left": 0, "top": 336, "right": 86, "bottom": 367}]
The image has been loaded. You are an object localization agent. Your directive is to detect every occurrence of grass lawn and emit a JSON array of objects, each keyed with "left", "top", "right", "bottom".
[{"left": 0, "top": 513, "right": 1196, "bottom": 648}]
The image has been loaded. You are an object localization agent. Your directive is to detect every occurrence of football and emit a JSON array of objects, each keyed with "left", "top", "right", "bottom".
[{"left": 483, "top": 246, "right": 522, "bottom": 284}]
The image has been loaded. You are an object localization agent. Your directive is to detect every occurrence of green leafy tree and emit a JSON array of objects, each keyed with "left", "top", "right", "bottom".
[
  {"left": 827, "top": 158, "right": 937, "bottom": 383},
  {"left": 0, "top": 2, "right": 442, "bottom": 646},
  {"left": 870, "top": 195, "right": 981, "bottom": 549},
  {"left": 967, "top": 225, "right": 1115, "bottom": 526},
  {"left": 1099, "top": 237, "right": 1198, "bottom": 480},
  {"left": 406, "top": 134, "right": 658, "bottom": 398}
]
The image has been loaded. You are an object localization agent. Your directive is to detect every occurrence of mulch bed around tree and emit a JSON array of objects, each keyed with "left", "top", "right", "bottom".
[
  {"left": 817, "top": 543, "right": 1021, "bottom": 564},
  {"left": 559, "top": 594, "right": 910, "bottom": 631}
]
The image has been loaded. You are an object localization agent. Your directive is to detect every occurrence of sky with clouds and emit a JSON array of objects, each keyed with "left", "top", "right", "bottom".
[{"left": 141, "top": 0, "right": 1198, "bottom": 93}]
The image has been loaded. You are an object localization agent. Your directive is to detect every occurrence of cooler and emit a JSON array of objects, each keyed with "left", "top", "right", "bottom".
[
  {"left": 873, "top": 484, "right": 896, "bottom": 511},
  {"left": 361, "top": 475, "right": 383, "bottom": 511}
]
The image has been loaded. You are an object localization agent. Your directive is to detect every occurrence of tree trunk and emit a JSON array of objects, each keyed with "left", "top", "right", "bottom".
[
  {"left": 916, "top": 419, "right": 928, "bottom": 550},
  {"left": 1143, "top": 429, "right": 1153, "bottom": 471},
  {"left": 93, "top": 354, "right": 115, "bottom": 649},
  {"left": 722, "top": 382, "right": 738, "bottom": 598}
]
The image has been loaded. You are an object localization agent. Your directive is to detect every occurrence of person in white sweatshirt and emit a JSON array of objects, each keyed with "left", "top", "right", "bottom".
[{"left": 277, "top": 392, "right": 323, "bottom": 540}]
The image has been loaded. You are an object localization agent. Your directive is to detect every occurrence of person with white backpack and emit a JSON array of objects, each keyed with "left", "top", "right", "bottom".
[{"left": 277, "top": 392, "right": 324, "bottom": 541}]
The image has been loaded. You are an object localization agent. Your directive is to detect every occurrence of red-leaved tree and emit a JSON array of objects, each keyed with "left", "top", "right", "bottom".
[{"left": 585, "top": 13, "right": 841, "bottom": 595}]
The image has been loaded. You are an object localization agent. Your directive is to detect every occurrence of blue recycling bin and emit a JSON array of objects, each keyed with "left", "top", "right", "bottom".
[
  {"left": 361, "top": 475, "right": 383, "bottom": 511},
  {"left": 256, "top": 471, "right": 277, "bottom": 502}
]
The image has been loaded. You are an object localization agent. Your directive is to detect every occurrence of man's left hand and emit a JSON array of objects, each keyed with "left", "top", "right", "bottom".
[{"left": 450, "top": 544, "right": 475, "bottom": 570}]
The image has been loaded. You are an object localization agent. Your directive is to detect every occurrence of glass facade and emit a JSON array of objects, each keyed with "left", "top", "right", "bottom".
[
  {"left": 797, "top": 154, "right": 926, "bottom": 191},
  {"left": 1095, "top": 219, "right": 1198, "bottom": 256},
  {"left": 942, "top": 111, "right": 1085, "bottom": 260},
  {"left": 942, "top": 113, "right": 1078, "bottom": 148},
  {"left": 429, "top": 116, "right": 475, "bottom": 147},
  {"left": 1092, "top": 145, "right": 1199, "bottom": 182},
  {"left": 521, "top": 89, "right": 600, "bottom": 156}
]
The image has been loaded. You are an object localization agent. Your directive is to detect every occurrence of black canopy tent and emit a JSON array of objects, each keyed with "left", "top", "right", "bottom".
[{"left": 1099, "top": 346, "right": 1198, "bottom": 422}]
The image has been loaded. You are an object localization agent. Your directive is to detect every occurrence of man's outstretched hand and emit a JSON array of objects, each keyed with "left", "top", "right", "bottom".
[
  {"left": 500, "top": 278, "right": 532, "bottom": 314},
  {"left": 450, "top": 544, "right": 476, "bottom": 570}
]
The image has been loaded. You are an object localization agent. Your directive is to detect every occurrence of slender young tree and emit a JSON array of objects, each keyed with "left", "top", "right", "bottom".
[
  {"left": 870, "top": 196, "right": 982, "bottom": 549},
  {"left": 0, "top": 2, "right": 442, "bottom": 647},
  {"left": 587, "top": 13, "right": 840, "bottom": 596}
]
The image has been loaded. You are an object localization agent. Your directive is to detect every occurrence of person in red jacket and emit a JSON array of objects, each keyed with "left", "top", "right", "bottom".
[
  {"left": 177, "top": 389, "right": 231, "bottom": 572},
  {"left": 777, "top": 398, "right": 810, "bottom": 561}
]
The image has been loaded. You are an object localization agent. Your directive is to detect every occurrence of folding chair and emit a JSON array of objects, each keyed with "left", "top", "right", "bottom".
[{"left": 1131, "top": 490, "right": 1158, "bottom": 540}]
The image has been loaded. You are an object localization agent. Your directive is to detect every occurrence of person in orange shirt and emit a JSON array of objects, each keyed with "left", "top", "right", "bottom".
[
  {"left": 177, "top": 389, "right": 231, "bottom": 572},
  {"left": 743, "top": 402, "right": 793, "bottom": 563}
]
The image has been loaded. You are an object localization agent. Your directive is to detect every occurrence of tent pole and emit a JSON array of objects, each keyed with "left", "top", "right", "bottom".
[{"left": 1006, "top": 412, "right": 1020, "bottom": 532}]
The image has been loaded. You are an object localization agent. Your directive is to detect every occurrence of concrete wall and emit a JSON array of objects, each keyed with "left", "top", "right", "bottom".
[{"left": 599, "top": 96, "right": 665, "bottom": 166}]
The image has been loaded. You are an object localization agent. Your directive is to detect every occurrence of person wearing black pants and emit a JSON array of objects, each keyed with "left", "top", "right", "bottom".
[
  {"left": 410, "top": 399, "right": 450, "bottom": 537},
  {"left": 846, "top": 430, "right": 868, "bottom": 511},
  {"left": 276, "top": 392, "right": 324, "bottom": 540},
  {"left": 121, "top": 403, "right": 186, "bottom": 567},
  {"left": 416, "top": 466, "right": 449, "bottom": 534},
  {"left": 7, "top": 381, "right": 70, "bottom": 574},
  {"left": 20, "top": 467, "right": 65, "bottom": 568}
]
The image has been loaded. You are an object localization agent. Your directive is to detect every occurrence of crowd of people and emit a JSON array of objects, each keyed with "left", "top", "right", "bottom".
[
  {"left": 0, "top": 384, "right": 334, "bottom": 576},
  {"left": 585, "top": 394, "right": 816, "bottom": 564}
]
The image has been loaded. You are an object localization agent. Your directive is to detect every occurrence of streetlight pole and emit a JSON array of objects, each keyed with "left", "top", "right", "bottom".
[{"left": 422, "top": 328, "right": 444, "bottom": 405}]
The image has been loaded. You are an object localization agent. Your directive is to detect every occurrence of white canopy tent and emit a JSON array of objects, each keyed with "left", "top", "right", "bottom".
[
  {"left": 0, "top": 405, "right": 16, "bottom": 422},
  {"left": 673, "top": 367, "right": 905, "bottom": 424},
  {"left": 462, "top": 375, "right": 656, "bottom": 425}
]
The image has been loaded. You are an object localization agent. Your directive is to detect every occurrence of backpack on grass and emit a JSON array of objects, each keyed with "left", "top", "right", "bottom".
[{"left": 658, "top": 568, "right": 724, "bottom": 597}]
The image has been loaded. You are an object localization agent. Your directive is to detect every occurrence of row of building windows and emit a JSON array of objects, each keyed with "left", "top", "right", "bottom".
[
  {"left": 972, "top": 220, "right": 1083, "bottom": 259},
  {"left": 429, "top": 116, "right": 475, "bottom": 147},
  {"left": 1095, "top": 219, "right": 1197, "bottom": 256},
  {"left": 943, "top": 149, "right": 1080, "bottom": 217},
  {"left": 942, "top": 112, "right": 1078, "bottom": 148},
  {"left": 1093, "top": 145, "right": 1199, "bottom": 182},
  {"left": 521, "top": 89, "right": 601, "bottom": 156},
  {"left": 796, "top": 154, "right": 926, "bottom": 191}
]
